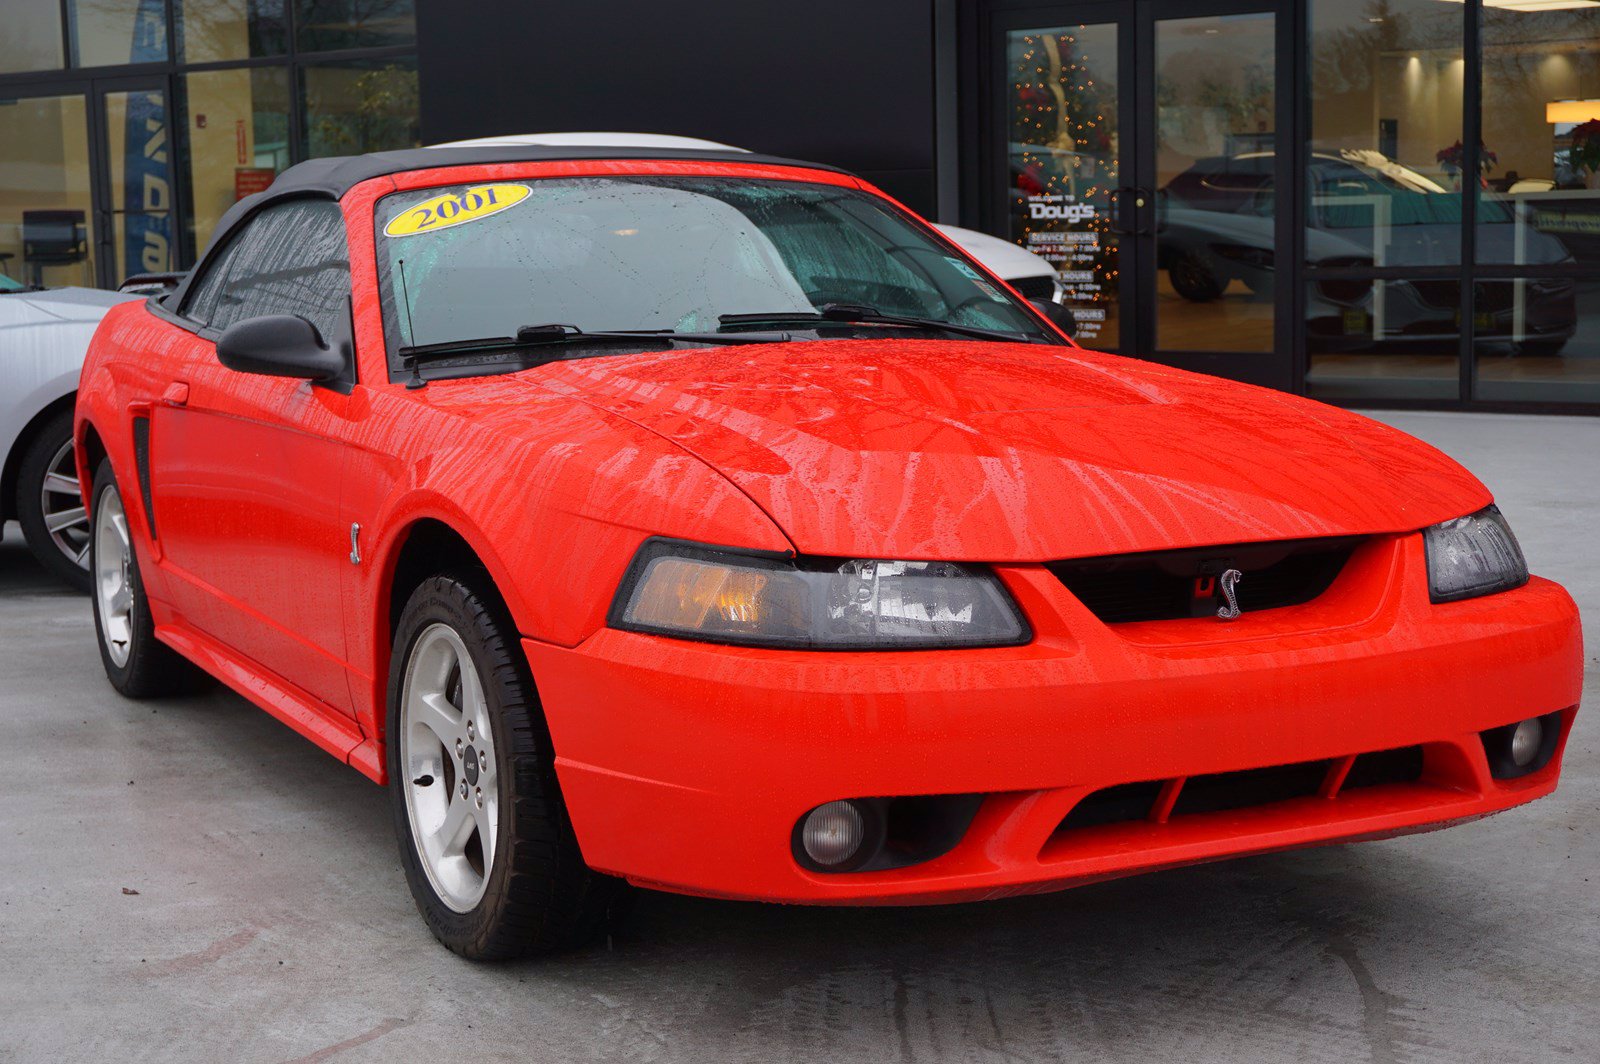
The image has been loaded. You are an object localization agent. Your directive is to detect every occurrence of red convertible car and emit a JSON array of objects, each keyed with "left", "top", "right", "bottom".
[{"left": 76, "top": 146, "right": 1583, "bottom": 959}]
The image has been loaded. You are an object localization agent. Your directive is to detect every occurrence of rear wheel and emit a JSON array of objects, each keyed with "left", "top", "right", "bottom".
[
  {"left": 16, "top": 408, "right": 92, "bottom": 591},
  {"left": 90, "top": 459, "right": 204, "bottom": 698},
  {"left": 388, "top": 572, "right": 623, "bottom": 959}
]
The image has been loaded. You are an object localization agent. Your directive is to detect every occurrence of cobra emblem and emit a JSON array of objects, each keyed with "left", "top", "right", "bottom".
[{"left": 1216, "top": 568, "right": 1242, "bottom": 620}]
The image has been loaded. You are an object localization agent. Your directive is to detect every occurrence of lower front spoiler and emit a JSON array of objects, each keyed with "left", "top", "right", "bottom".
[{"left": 558, "top": 712, "right": 1575, "bottom": 907}]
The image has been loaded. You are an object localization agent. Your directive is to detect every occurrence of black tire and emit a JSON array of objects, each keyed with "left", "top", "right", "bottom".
[
  {"left": 1167, "top": 250, "right": 1227, "bottom": 303},
  {"left": 16, "top": 407, "right": 93, "bottom": 592},
  {"left": 387, "top": 572, "right": 624, "bottom": 960},
  {"left": 89, "top": 458, "right": 206, "bottom": 698}
]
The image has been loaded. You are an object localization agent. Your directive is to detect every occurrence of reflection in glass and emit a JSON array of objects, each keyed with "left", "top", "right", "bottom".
[
  {"left": 1004, "top": 24, "right": 1119, "bottom": 349},
  {"left": 178, "top": 0, "right": 288, "bottom": 63},
  {"left": 1474, "top": 279, "right": 1600, "bottom": 403},
  {"left": 296, "top": 0, "right": 416, "bottom": 52},
  {"left": 0, "top": 94, "right": 96, "bottom": 288},
  {"left": 0, "top": 4, "right": 65, "bottom": 73},
  {"left": 104, "top": 88, "right": 176, "bottom": 283},
  {"left": 1306, "top": 278, "right": 1459, "bottom": 401},
  {"left": 69, "top": 0, "right": 170, "bottom": 68},
  {"left": 301, "top": 59, "right": 421, "bottom": 159},
  {"left": 182, "top": 67, "right": 291, "bottom": 251},
  {"left": 1155, "top": 12, "right": 1276, "bottom": 353},
  {"left": 1479, "top": 7, "right": 1600, "bottom": 269},
  {"left": 1308, "top": 0, "right": 1464, "bottom": 268}
]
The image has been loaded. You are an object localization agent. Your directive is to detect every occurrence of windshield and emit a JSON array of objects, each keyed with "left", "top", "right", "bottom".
[{"left": 375, "top": 176, "right": 1052, "bottom": 367}]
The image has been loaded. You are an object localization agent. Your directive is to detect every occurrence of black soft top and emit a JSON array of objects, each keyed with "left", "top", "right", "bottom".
[
  {"left": 265, "top": 144, "right": 845, "bottom": 198},
  {"left": 169, "top": 144, "right": 849, "bottom": 313}
]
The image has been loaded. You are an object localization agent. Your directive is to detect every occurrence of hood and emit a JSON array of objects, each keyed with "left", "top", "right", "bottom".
[
  {"left": 8, "top": 286, "right": 138, "bottom": 323},
  {"left": 522, "top": 340, "right": 1489, "bottom": 561}
]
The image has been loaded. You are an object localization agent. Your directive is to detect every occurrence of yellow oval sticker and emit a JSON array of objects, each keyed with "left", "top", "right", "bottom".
[{"left": 383, "top": 183, "right": 531, "bottom": 238}]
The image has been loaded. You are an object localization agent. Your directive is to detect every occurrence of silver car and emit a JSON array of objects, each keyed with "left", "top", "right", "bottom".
[{"left": 1, "top": 273, "right": 138, "bottom": 588}]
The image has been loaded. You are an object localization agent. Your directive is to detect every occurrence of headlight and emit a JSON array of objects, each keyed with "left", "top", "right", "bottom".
[
  {"left": 609, "top": 539, "right": 1029, "bottom": 649},
  {"left": 1423, "top": 505, "right": 1529, "bottom": 603}
]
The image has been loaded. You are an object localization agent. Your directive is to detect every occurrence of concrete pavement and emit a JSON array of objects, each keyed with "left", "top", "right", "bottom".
[{"left": 1, "top": 410, "right": 1595, "bottom": 1063}]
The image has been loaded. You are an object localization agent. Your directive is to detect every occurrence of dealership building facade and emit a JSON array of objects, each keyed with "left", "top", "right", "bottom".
[{"left": 2, "top": 0, "right": 1598, "bottom": 413}]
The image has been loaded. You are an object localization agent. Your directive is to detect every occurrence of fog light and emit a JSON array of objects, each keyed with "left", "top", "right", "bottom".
[
  {"left": 1510, "top": 718, "right": 1543, "bottom": 768},
  {"left": 1482, "top": 711, "right": 1563, "bottom": 780},
  {"left": 801, "top": 801, "right": 866, "bottom": 869}
]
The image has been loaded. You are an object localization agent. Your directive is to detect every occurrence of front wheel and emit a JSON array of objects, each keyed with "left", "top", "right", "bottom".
[{"left": 387, "top": 572, "right": 622, "bottom": 959}]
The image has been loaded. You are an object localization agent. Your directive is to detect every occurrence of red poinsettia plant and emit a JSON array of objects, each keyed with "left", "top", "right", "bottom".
[
  {"left": 1568, "top": 119, "right": 1600, "bottom": 175},
  {"left": 1436, "top": 139, "right": 1497, "bottom": 178}
]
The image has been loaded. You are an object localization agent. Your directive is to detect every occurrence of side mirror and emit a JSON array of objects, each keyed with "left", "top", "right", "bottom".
[
  {"left": 1029, "top": 298, "right": 1077, "bottom": 338},
  {"left": 216, "top": 314, "right": 346, "bottom": 383}
]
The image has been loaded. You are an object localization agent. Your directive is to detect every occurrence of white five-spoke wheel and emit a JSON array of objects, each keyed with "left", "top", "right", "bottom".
[
  {"left": 386, "top": 572, "right": 622, "bottom": 959},
  {"left": 401, "top": 623, "right": 500, "bottom": 913},
  {"left": 93, "top": 481, "right": 135, "bottom": 668}
]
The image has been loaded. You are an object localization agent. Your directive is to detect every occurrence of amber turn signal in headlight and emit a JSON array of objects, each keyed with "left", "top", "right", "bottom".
[{"left": 609, "top": 539, "right": 1029, "bottom": 650}]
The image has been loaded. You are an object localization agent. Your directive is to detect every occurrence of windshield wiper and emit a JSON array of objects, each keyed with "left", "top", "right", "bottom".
[
  {"left": 717, "top": 303, "right": 1048, "bottom": 344},
  {"left": 398, "top": 323, "right": 790, "bottom": 386}
]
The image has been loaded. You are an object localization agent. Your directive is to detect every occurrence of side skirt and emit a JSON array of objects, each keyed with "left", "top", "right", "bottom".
[{"left": 154, "top": 621, "right": 380, "bottom": 780}]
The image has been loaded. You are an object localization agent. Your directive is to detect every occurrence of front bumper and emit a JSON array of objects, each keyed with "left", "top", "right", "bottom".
[{"left": 526, "top": 533, "right": 1583, "bottom": 904}]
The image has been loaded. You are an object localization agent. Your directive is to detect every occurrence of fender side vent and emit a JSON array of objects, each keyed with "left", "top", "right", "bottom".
[{"left": 132, "top": 416, "right": 156, "bottom": 539}]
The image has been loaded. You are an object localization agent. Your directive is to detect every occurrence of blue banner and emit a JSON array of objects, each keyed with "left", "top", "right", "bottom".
[{"left": 122, "top": 0, "right": 171, "bottom": 276}]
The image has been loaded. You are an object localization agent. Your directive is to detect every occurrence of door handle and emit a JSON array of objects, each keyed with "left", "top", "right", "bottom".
[
  {"left": 1110, "top": 187, "right": 1153, "bottom": 236},
  {"left": 160, "top": 381, "right": 190, "bottom": 408},
  {"left": 1110, "top": 186, "right": 1136, "bottom": 235}
]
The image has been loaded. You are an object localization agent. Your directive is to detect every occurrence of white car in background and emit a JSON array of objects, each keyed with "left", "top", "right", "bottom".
[
  {"left": 429, "top": 133, "right": 1074, "bottom": 332},
  {"left": 1, "top": 274, "right": 138, "bottom": 588}
]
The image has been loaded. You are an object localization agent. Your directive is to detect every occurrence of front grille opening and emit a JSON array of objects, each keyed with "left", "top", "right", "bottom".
[
  {"left": 1008, "top": 276, "right": 1056, "bottom": 301},
  {"left": 1168, "top": 759, "right": 1330, "bottom": 817},
  {"left": 1049, "top": 536, "right": 1363, "bottom": 624},
  {"left": 1059, "top": 781, "right": 1166, "bottom": 831},
  {"left": 1342, "top": 745, "right": 1424, "bottom": 790},
  {"left": 1052, "top": 744, "right": 1430, "bottom": 842},
  {"left": 875, "top": 794, "right": 983, "bottom": 869}
]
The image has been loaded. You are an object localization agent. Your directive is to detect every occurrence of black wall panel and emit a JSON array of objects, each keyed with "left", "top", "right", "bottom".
[{"left": 416, "top": 0, "right": 940, "bottom": 214}]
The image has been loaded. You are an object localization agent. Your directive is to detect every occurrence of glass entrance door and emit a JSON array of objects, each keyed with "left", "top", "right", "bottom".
[
  {"left": 92, "top": 78, "right": 176, "bottom": 287},
  {"left": 996, "top": 14, "right": 1125, "bottom": 351},
  {"left": 991, "top": 2, "right": 1289, "bottom": 388}
]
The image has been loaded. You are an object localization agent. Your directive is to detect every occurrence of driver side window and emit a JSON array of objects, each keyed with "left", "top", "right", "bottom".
[{"left": 182, "top": 199, "right": 351, "bottom": 345}]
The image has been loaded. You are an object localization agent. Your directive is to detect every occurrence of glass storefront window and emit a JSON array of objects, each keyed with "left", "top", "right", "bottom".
[
  {"left": 0, "top": 4, "right": 65, "bottom": 73},
  {"left": 296, "top": 0, "right": 416, "bottom": 52},
  {"left": 1003, "top": 24, "right": 1120, "bottom": 350},
  {"left": 1308, "top": 0, "right": 1465, "bottom": 269},
  {"left": 70, "top": 0, "right": 170, "bottom": 68},
  {"left": 1154, "top": 12, "right": 1277, "bottom": 354},
  {"left": 0, "top": 93, "right": 96, "bottom": 288},
  {"left": 1474, "top": 279, "right": 1600, "bottom": 404},
  {"left": 182, "top": 67, "right": 291, "bottom": 251},
  {"left": 1480, "top": 6, "right": 1600, "bottom": 269},
  {"left": 1305, "top": 277, "right": 1460, "bottom": 402},
  {"left": 301, "top": 58, "right": 420, "bottom": 158},
  {"left": 178, "top": 0, "right": 289, "bottom": 63}
]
